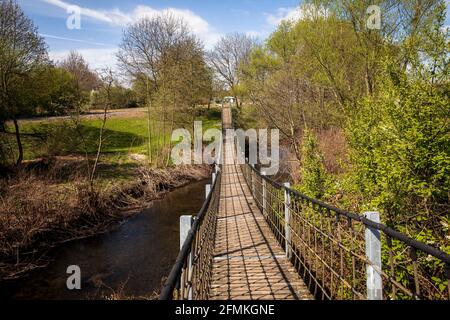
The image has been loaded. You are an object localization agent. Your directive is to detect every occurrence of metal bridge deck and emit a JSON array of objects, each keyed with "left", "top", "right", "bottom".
[{"left": 210, "top": 107, "right": 312, "bottom": 300}]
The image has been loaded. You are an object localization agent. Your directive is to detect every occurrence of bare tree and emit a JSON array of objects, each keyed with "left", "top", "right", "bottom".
[
  {"left": 117, "top": 13, "right": 194, "bottom": 91},
  {"left": 207, "top": 33, "right": 256, "bottom": 108},
  {"left": 0, "top": 0, "right": 48, "bottom": 165},
  {"left": 59, "top": 50, "right": 100, "bottom": 104},
  {"left": 117, "top": 13, "right": 211, "bottom": 167},
  {"left": 90, "top": 68, "right": 115, "bottom": 183}
]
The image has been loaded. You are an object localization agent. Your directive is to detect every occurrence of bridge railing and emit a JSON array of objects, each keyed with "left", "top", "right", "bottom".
[
  {"left": 159, "top": 165, "right": 222, "bottom": 300},
  {"left": 242, "top": 162, "right": 450, "bottom": 300}
]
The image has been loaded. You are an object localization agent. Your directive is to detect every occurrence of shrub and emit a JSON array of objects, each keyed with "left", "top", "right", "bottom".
[{"left": 298, "top": 129, "right": 329, "bottom": 198}]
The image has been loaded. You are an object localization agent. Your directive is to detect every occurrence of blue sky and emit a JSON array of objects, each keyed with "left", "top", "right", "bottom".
[
  {"left": 17, "top": 0, "right": 450, "bottom": 70},
  {"left": 18, "top": 0, "right": 303, "bottom": 69}
]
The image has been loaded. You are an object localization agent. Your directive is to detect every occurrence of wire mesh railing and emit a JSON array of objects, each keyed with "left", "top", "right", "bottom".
[
  {"left": 241, "top": 162, "right": 450, "bottom": 300},
  {"left": 159, "top": 167, "right": 222, "bottom": 300}
]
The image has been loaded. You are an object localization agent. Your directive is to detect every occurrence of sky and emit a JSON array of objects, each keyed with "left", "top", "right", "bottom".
[
  {"left": 17, "top": 0, "right": 304, "bottom": 70},
  {"left": 17, "top": 0, "right": 450, "bottom": 71}
]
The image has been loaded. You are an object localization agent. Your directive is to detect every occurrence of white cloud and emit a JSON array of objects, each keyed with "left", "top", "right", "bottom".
[
  {"left": 49, "top": 48, "right": 119, "bottom": 71},
  {"left": 132, "top": 5, "right": 221, "bottom": 48},
  {"left": 266, "top": 6, "right": 303, "bottom": 26},
  {"left": 41, "top": 0, "right": 221, "bottom": 48},
  {"left": 43, "top": 0, "right": 124, "bottom": 24},
  {"left": 265, "top": 4, "right": 328, "bottom": 26},
  {"left": 40, "top": 33, "right": 108, "bottom": 47}
]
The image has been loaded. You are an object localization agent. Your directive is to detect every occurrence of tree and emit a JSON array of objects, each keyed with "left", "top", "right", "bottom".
[
  {"left": 90, "top": 68, "right": 116, "bottom": 184},
  {"left": 346, "top": 1, "right": 449, "bottom": 234},
  {"left": 299, "top": 129, "right": 328, "bottom": 199},
  {"left": 207, "top": 33, "right": 256, "bottom": 108},
  {"left": 117, "top": 13, "right": 193, "bottom": 92},
  {"left": 118, "top": 13, "right": 193, "bottom": 166},
  {"left": 59, "top": 50, "right": 100, "bottom": 110},
  {"left": 90, "top": 85, "right": 137, "bottom": 110},
  {"left": 59, "top": 51, "right": 100, "bottom": 92},
  {"left": 35, "top": 66, "right": 78, "bottom": 115},
  {"left": 117, "top": 13, "right": 212, "bottom": 167},
  {"left": 0, "top": 0, "right": 48, "bottom": 165}
]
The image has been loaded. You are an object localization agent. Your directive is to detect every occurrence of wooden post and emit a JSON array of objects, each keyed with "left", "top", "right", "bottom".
[
  {"left": 261, "top": 171, "right": 267, "bottom": 217},
  {"left": 284, "top": 183, "right": 291, "bottom": 259},
  {"left": 179, "top": 215, "right": 193, "bottom": 300},
  {"left": 364, "top": 211, "right": 383, "bottom": 300}
]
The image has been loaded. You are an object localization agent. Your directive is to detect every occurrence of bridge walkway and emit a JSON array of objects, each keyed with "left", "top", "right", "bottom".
[{"left": 209, "top": 106, "right": 313, "bottom": 300}]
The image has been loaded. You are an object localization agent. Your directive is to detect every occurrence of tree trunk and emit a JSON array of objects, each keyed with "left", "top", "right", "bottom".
[
  {"left": 147, "top": 102, "right": 152, "bottom": 165},
  {"left": 90, "top": 103, "right": 108, "bottom": 182},
  {"left": 13, "top": 118, "right": 23, "bottom": 166}
]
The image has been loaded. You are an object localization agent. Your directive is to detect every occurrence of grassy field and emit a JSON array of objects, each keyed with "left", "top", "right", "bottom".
[
  {"left": 0, "top": 107, "right": 221, "bottom": 280},
  {"left": 2, "top": 107, "right": 222, "bottom": 163}
]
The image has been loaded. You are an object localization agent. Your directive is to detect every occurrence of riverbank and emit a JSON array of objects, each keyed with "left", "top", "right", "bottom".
[
  {"left": 1, "top": 179, "right": 210, "bottom": 300},
  {"left": 0, "top": 156, "right": 211, "bottom": 280}
]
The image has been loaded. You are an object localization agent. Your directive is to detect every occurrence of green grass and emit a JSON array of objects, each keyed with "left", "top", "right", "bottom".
[{"left": 3, "top": 108, "right": 221, "bottom": 161}]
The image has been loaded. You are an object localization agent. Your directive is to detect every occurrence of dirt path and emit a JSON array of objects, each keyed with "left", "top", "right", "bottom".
[{"left": 17, "top": 108, "right": 148, "bottom": 124}]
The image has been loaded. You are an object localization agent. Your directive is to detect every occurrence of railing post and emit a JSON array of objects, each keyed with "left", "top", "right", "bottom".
[
  {"left": 284, "top": 183, "right": 291, "bottom": 259},
  {"left": 205, "top": 184, "right": 211, "bottom": 199},
  {"left": 261, "top": 171, "right": 267, "bottom": 217},
  {"left": 364, "top": 211, "right": 383, "bottom": 300},
  {"left": 179, "top": 215, "right": 193, "bottom": 300},
  {"left": 251, "top": 164, "right": 255, "bottom": 196},
  {"left": 245, "top": 158, "right": 249, "bottom": 183}
]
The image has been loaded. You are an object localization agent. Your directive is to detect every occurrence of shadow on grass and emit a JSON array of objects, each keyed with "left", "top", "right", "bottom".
[
  {"left": 17, "top": 122, "right": 147, "bottom": 158},
  {"left": 78, "top": 124, "right": 147, "bottom": 154}
]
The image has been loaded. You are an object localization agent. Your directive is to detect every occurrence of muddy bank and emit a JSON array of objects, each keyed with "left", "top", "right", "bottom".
[
  {"left": 1, "top": 179, "right": 210, "bottom": 300},
  {"left": 0, "top": 160, "right": 211, "bottom": 280}
]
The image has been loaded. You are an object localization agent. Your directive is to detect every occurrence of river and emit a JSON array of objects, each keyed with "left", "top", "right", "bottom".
[{"left": 0, "top": 179, "right": 210, "bottom": 300}]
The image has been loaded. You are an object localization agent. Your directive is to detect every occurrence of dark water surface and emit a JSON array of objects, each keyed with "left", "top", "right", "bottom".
[{"left": 1, "top": 179, "right": 209, "bottom": 299}]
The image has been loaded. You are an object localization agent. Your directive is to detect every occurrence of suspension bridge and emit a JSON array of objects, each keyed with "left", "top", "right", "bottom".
[{"left": 160, "top": 105, "right": 450, "bottom": 301}]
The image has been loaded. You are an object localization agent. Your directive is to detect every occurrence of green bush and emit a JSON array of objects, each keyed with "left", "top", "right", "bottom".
[
  {"left": 346, "top": 61, "right": 449, "bottom": 247},
  {"left": 298, "top": 129, "right": 329, "bottom": 199}
]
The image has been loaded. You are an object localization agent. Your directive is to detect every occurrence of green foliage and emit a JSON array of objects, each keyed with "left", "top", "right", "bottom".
[
  {"left": 36, "top": 67, "right": 79, "bottom": 115},
  {"left": 298, "top": 129, "right": 329, "bottom": 199},
  {"left": 4, "top": 112, "right": 221, "bottom": 161},
  {"left": 344, "top": 2, "right": 449, "bottom": 248},
  {"left": 347, "top": 63, "right": 449, "bottom": 234},
  {"left": 90, "top": 86, "right": 138, "bottom": 110},
  {"left": 266, "top": 21, "right": 299, "bottom": 62},
  {"left": 0, "top": 0, "right": 48, "bottom": 120}
]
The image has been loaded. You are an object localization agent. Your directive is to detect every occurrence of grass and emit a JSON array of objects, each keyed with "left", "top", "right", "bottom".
[
  {"left": 1, "top": 107, "right": 222, "bottom": 162},
  {"left": 0, "top": 106, "right": 219, "bottom": 281}
]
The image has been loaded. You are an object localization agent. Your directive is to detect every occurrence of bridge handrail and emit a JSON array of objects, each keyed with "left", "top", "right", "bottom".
[
  {"left": 250, "top": 165, "right": 450, "bottom": 265},
  {"left": 159, "top": 165, "right": 221, "bottom": 300},
  {"left": 242, "top": 156, "right": 449, "bottom": 300}
]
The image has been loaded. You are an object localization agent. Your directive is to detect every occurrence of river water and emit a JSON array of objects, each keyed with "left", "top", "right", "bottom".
[{"left": 0, "top": 179, "right": 209, "bottom": 300}]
